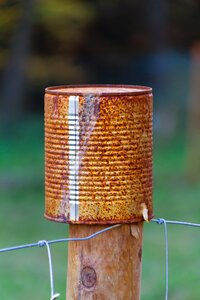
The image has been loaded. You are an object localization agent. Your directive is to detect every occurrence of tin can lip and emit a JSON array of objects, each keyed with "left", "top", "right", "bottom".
[
  {"left": 45, "top": 84, "right": 152, "bottom": 96},
  {"left": 44, "top": 213, "right": 154, "bottom": 224}
]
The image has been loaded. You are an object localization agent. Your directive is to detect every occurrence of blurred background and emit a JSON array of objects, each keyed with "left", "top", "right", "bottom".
[{"left": 0, "top": 0, "right": 200, "bottom": 299}]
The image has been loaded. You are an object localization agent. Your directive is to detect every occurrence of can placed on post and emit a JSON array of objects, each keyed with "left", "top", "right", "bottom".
[{"left": 44, "top": 85, "right": 153, "bottom": 224}]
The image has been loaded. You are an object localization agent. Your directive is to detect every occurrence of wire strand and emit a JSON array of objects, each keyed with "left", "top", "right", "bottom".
[
  {"left": 151, "top": 218, "right": 169, "bottom": 300},
  {"left": 0, "top": 224, "right": 120, "bottom": 299},
  {"left": 38, "top": 240, "right": 60, "bottom": 300},
  {"left": 0, "top": 224, "right": 121, "bottom": 254},
  {"left": 1, "top": 219, "right": 200, "bottom": 299}
]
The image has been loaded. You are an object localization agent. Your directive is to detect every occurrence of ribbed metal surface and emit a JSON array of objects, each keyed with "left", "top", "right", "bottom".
[{"left": 44, "top": 85, "right": 153, "bottom": 224}]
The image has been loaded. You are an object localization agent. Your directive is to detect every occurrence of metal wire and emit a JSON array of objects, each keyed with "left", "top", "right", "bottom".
[
  {"left": 38, "top": 240, "right": 60, "bottom": 300},
  {"left": 0, "top": 224, "right": 120, "bottom": 254},
  {"left": 0, "top": 224, "right": 120, "bottom": 299},
  {"left": 153, "top": 218, "right": 200, "bottom": 228},
  {"left": 151, "top": 218, "right": 169, "bottom": 300},
  {"left": 1, "top": 219, "right": 200, "bottom": 299},
  {"left": 151, "top": 217, "right": 200, "bottom": 300}
]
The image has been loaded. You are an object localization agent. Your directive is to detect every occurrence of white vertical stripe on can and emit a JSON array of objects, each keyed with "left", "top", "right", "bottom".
[{"left": 68, "top": 95, "right": 79, "bottom": 221}]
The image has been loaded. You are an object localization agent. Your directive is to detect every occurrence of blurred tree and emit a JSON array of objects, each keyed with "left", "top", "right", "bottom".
[
  {"left": 0, "top": 0, "right": 36, "bottom": 125},
  {"left": 187, "top": 42, "right": 200, "bottom": 180},
  {"left": 145, "top": 0, "right": 169, "bottom": 51},
  {"left": 78, "top": 0, "right": 146, "bottom": 83},
  {"left": 169, "top": 0, "right": 200, "bottom": 49}
]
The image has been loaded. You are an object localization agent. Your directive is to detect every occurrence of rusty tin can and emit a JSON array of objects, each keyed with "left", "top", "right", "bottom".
[{"left": 44, "top": 85, "right": 153, "bottom": 224}]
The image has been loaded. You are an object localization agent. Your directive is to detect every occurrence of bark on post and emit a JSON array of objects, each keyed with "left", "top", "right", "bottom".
[{"left": 44, "top": 85, "right": 153, "bottom": 299}]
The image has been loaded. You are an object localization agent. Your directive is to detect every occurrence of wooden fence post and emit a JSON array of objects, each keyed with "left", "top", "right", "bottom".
[
  {"left": 44, "top": 85, "right": 153, "bottom": 300},
  {"left": 67, "top": 223, "right": 143, "bottom": 300}
]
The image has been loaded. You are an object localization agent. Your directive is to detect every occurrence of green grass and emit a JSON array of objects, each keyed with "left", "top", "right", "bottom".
[
  {"left": 142, "top": 134, "right": 200, "bottom": 300},
  {"left": 1, "top": 116, "right": 200, "bottom": 299},
  {"left": 0, "top": 117, "right": 67, "bottom": 299}
]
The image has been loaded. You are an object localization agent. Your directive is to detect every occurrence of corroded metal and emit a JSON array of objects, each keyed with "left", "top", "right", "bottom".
[{"left": 44, "top": 85, "right": 153, "bottom": 224}]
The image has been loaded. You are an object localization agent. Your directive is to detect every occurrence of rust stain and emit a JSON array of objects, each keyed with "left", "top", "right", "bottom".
[
  {"left": 79, "top": 94, "right": 100, "bottom": 161},
  {"left": 44, "top": 85, "right": 153, "bottom": 224},
  {"left": 53, "top": 96, "right": 59, "bottom": 116}
]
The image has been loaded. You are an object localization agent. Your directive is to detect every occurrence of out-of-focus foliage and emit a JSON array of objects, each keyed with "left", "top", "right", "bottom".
[
  {"left": 1, "top": 0, "right": 200, "bottom": 89},
  {"left": 0, "top": 0, "right": 200, "bottom": 123},
  {"left": 30, "top": 1, "right": 95, "bottom": 83},
  {"left": 0, "top": 0, "right": 96, "bottom": 120},
  {"left": 0, "top": 1, "right": 22, "bottom": 67}
]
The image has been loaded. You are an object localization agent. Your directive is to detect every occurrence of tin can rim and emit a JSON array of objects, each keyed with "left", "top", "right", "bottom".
[{"left": 45, "top": 84, "right": 152, "bottom": 96}]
